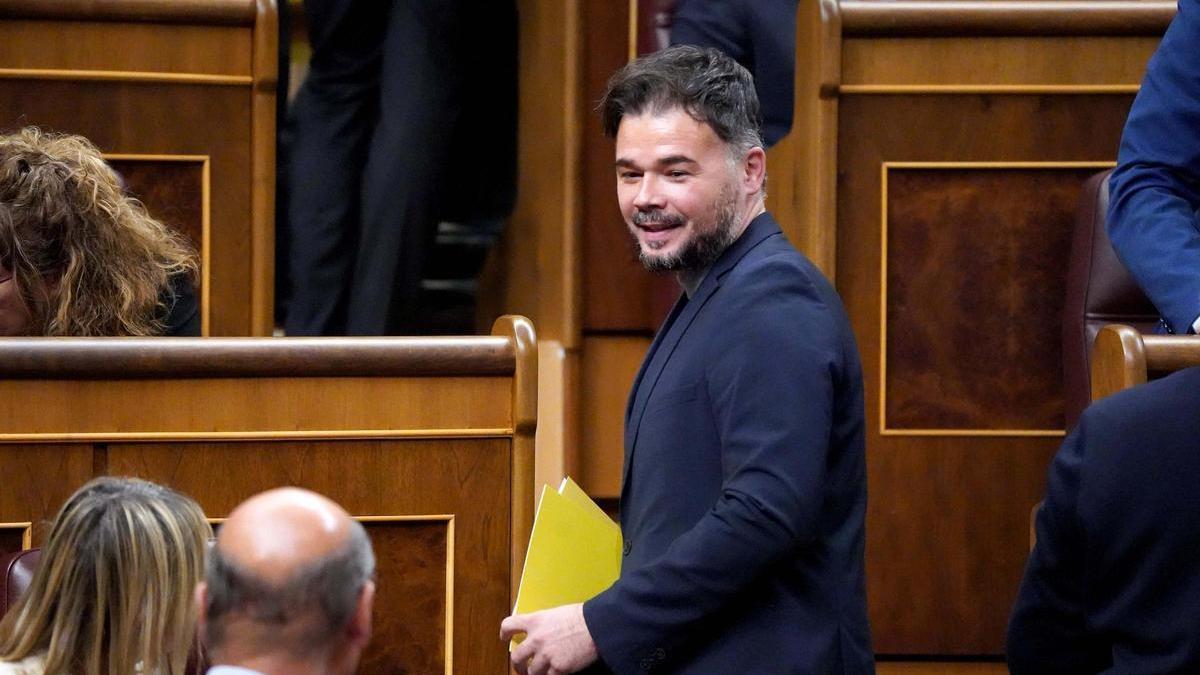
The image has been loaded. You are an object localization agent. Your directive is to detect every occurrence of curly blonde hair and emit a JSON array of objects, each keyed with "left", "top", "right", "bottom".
[{"left": 0, "top": 127, "right": 198, "bottom": 335}]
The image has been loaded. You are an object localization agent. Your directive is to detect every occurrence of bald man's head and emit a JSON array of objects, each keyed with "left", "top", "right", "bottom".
[{"left": 201, "top": 488, "right": 375, "bottom": 661}]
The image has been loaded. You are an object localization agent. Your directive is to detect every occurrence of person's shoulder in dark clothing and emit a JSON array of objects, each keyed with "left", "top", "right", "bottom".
[
  {"left": 159, "top": 272, "right": 200, "bottom": 336},
  {"left": 1008, "top": 366, "right": 1200, "bottom": 674}
]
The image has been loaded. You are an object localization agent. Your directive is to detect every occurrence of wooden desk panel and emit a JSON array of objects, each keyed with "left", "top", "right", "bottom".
[
  {"left": 784, "top": 0, "right": 1177, "bottom": 658},
  {"left": 111, "top": 437, "right": 512, "bottom": 675}
]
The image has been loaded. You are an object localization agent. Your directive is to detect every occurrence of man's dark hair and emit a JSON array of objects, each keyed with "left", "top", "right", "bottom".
[
  {"left": 204, "top": 521, "right": 375, "bottom": 657},
  {"left": 600, "top": 44, "right": 764, "bottom": 153}
]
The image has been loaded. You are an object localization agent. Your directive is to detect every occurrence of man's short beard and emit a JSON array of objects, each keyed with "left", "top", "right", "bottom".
[{"left": 636, "top": 184, "right": 740, "bottom": 273}]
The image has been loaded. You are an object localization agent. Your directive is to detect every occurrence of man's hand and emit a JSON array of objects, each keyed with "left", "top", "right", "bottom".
[{"left": 500, "top": 603, "right": 599, "bottom": 675}]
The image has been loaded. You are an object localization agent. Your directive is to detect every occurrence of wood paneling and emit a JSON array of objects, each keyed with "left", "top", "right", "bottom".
[
  {"left": 361, "top": 520, "right": 451, "bottom": 675},
  {"left": 837, "top": 89, "right": 1135, "bottom": 654},
  {"left": 843, "top": 37, "right": 1160, "bottom": 88},
  {"left": 0, "top": 21, "right": 252, "bottom": 76},
  {"left": 579, "top": 335, "right": 648, "bottom": 498},
  {"left": 875, "top": 663, "right": 1006, "bottom": 675},
  {"left": 478, "top": 0, "right": 580, "bottom": 345},
  {"left": 883, "top": 166, "right": 1097, "bottom": 433},
  {"left": 0, "top": 444, "right": 93, "bottom": 548},
  {"left": 838, "top": 0, "right": 1175, "bottom": 37},
  {"left": 0, "top": 0, "right": 258, "bottom": 25},
  {"left": 111, "top": 438, "right": 509, "bottom": 675}
]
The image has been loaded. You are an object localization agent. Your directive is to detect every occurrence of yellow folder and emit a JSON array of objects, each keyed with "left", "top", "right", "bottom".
[{"left": 512, "top": 477, "right": 622, "bottom": 633}]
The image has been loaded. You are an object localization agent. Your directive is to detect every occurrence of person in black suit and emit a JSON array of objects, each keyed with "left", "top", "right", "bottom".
[
  {"left": 284, "top": 0, "right": 515, "bottom": 336},
  {"left": 1008, "top": 366, "right": 1200, "bottom": 673},
  {"left": 501, "top": 45, "right": 873, "bottom": 675},
  {"left": 670, "top": 0, "right": 798, "bottom": 147}
]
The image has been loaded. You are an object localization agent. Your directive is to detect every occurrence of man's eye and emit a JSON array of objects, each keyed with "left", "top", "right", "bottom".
[
  {"left": 620, "top": 172, "right": 642, "bottom": 181},
  {"left": 668, "top": 171, "right": 689, "bottom": 179}
]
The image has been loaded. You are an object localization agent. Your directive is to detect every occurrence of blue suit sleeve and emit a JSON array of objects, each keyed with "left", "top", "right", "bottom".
[
  {"left": 583, "top": 257, "right": 843, "bottom": 672},
  {"left": 1007, "top": 419, "right": 1109, "bottom": 674},
  {"left": 1108, "top": 0, "right": 1200, "bottom": 334}
]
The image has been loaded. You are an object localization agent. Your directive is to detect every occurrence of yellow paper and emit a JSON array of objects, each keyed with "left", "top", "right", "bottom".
[
  {"left": 511, "top": 479, "right": 622, "bottom": 648},
  {"left": 558, "top": 477, "right": 620, "bottom": 538}
]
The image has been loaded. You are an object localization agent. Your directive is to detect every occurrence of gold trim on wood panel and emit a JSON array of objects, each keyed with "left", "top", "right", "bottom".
[
  {"left": 0, "top": 428, "right": 514, "bottom": 444},
  {"left": 0, "top": 522, "right": 33, "bottom": 549},
  {"left": 840, "top": 84, "right": 1141, "bottom": 95},
  {"left": 103, "top": 154, "right": 212, "bottom": 335},
  {"left": 0, "top": 68, "right": 253, "bottom": 86},
  {"left": 878, "top": 161, "right": 1114, "bottom": 438}
]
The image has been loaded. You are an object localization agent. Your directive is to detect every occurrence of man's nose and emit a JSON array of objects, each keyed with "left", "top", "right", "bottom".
[{"left": 632, "top": 174, "right": 664, "bottom": 210}]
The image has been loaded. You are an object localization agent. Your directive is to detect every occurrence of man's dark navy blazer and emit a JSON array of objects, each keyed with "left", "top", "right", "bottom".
[
  {"left": 1008, "top": 366, "right": 1200, "bottom": 673},
  {"left": 582, "top": 213, "right": 874, "bottom": 674},
  {"left": 1108, "top": 0, "right": 1200, "bottom": 334}
]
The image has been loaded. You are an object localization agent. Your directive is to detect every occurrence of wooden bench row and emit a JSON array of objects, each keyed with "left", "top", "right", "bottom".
[{"left": 0, "top": 315, "right": 535, "bottom": 675}]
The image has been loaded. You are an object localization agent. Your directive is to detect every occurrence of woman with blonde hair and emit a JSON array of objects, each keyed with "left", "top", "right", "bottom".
[
  {"left": 0, "top": 127, "right": 199, "bottom": 336},
  {"left": 0, "top": 477, "right": 211, "bottom": 675}
]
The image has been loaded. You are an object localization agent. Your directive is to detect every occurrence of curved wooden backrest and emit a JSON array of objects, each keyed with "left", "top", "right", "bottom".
[
  {"left": 1091, "top": 324, "right": 1200, "bottom": 402},
  {"left": 0, "top": 315, "right": 537, "bottom": 675}
]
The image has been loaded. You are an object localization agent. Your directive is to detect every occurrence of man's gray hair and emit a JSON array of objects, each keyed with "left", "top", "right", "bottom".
[{"left": 204, "top": 520, "right": 375, "bottom": 655}]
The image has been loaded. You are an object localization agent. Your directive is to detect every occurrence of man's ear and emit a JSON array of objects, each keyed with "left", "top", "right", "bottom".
[
  {"left": 742, "top": 146, "right": 766, "bottom": 195},
  {"left": 348, "top": 581, "right": 376, "bottom": 648}
]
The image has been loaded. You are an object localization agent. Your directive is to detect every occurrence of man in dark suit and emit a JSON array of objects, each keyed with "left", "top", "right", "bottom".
[
  {"left": 1108, "top": 0, "right": 1200, "bottom": 335},
  {"left": 501, "top": 45, "right": 874, "bottom": 675},
  {"left": 284, "top": 0, "right": 515, "bottom": 336},
  {"left": 1007, "top": 366, "right": 1200, "bottom": 673},
  {"left": 670, "top": 0, "right": 798, "bottom": 147}
]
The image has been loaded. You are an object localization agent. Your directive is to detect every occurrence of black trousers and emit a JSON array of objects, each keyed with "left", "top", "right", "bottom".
[{"left": 285, "top": 0, "right": 466, "bottom": 335}]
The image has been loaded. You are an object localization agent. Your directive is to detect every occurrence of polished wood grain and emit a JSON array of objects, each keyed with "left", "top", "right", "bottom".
[
  {"left": 764, "top": 0, "right": 841, "bottom": 277},
  {"left": 0, "top": 337, "right": 514, "bottom": 378},
  {"left": 579, "top": 335, "right": 649, "bottom": 498},
  {"left": 0, "top": 445, "right": 92, "bottom": 548},
  {"left": 581, "top": 0, "right": 665, "bottom": 333},
  {"left": 495, "top": 315, "right": 538, "bottom": 604},
  {"left": 478, "top": 0, "right": 580, "bottom": 346},
  {"left": 0, "top": 21, "right": 252, "bottom": 76},
  {"left": 1091, "top": 326, "right": 1200, "bottom": 403},
  {"left": 249, "top": 0, "right": 277, "bottom": 335},
  {"left": 0, "top": 0, "right": 257, "bottom": 25},
  {"left": 111, "top": 438, "right": 508, "bottom": 675},
  {"left": 842, "top": 37, "right": 1162, "bottom": 88},
  {"left": 875, "top": 663, "right": 1007, "bottom": 675},
  {"left": 0, "top": 318, "right": 536, "bottom": 674},
  {"left": 359, "top": 520, "right": 451, "bottom": 675},
  {"left": 883, "top": 166, "right": 1096, "bottom": 432},
  {"left": 838, "top": 91, "right": 1133, "bottom": 654},
  {"left": 839, "top": 1, "right": 1174, "bottom": 37}
]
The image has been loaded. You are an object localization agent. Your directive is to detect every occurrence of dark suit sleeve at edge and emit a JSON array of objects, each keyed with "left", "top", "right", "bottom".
[
  {"left": 1107, "top": 0, "right": 1200, "bottom": 334},
  {"left": 583, "top": 258, "right": 840, "bottom": 673},
  {"left": 1006, "top": 417, "right": 1109, "bottom": 674}
]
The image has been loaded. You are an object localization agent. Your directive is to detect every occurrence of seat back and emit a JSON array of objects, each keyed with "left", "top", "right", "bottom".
[
  {"left": 0, "top": 548, "right": 40, "bottom": 619},
  {"left": 1062, "top": 169, "right": 1159, "bottom": 427}
]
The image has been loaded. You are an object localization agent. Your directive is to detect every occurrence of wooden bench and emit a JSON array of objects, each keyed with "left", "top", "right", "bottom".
[{"left": 0, "top": 315, "right": 535, "bottom": 675}]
